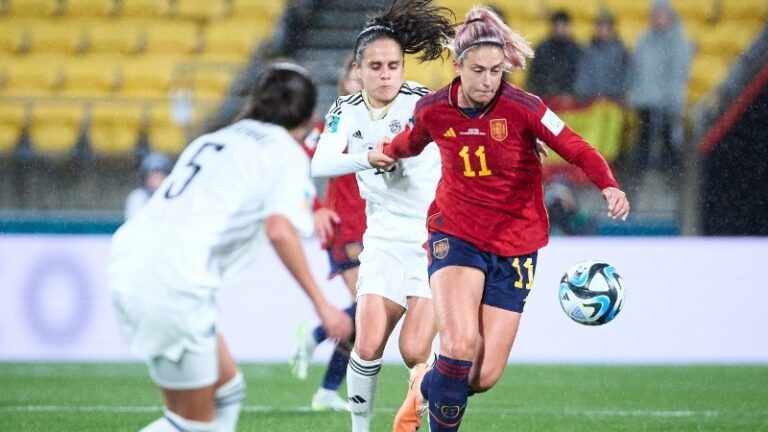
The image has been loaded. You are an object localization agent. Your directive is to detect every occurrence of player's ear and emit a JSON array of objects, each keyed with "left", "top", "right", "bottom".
[
  {"left": 453, "top": 59, "right": 462, "bottom": 76},
  {"left": 352, "top": 62, "right": 362, "bottom": 80}
]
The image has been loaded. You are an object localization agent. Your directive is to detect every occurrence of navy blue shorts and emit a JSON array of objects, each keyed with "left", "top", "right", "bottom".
[
  {"left": 427, "top": 231, "right": 537, "bottom": 313},
  {"left": 327, "top": 241, "right": 363, "bottom": 278}
]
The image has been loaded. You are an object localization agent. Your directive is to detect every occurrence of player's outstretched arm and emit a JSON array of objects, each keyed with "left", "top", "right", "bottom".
[
  {"left": 266, "top": 214, "right": 354, "bottom": 340},
  {"left": 601, "top": 187, "right": 630, "bottom": 221},
  {"left": 367, "top": 140, "right": 397, "bottom": 170}
]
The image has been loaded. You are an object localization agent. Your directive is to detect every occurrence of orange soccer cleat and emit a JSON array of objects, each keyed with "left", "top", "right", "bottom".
[{"left": 392, "top": 362, "right": 430, "bottom": 432}]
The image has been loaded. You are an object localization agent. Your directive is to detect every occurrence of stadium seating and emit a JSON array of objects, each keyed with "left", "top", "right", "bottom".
[
  {"left": 190, "top": 68, "right": 238, "bottom": 100},
  {"left": 89, "top": 102, "right": 146, "bottom": 156},
  {"left": 64, "top": 0, "right": 117, "bottom": 18},
  {"left": 143, "top": 21, "right": 200, "bottom": 54},
  {"left": 5, "top": 0, "right": 60, "bottom": 17},
  {"left": 27, "top": 21, "right": 87, "bottom": 55},
  {"left": 202, "top": 17, "right": 274, "bottom": 61},
  {"left": 120, "top": 0, "right": 171, "bottom": 19},
  {"left": 174, "top": 0, "right": 229, "bottom": 22},
  {"left": 118, "top": 56, "right": 179, "bottom": 99},
  {"left": 85, "top": 19, "right": 145, "bottom": 55},
  {"left": 28, "top": 102, "right": 85, "bottom": 155},
  {"left": 229, "top": 0, "right": 286, "bottom": 21},
  {"left": 0, "top": 56, "right": 63, "bottom": 97},
  {"left": 0, "top": 102, "right": 26, "bottom": 155},
  {"left": 147, "top": 104, "right": 194, "bottom": 155},
  {"left": 60, "top": 57, "right": 120, "bottom": 97}
]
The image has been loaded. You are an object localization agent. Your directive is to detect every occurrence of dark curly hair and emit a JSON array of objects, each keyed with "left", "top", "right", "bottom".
[
  {"left": 237, "top": 62, "right": 317, "bottom": 130},
  {"left": 353, "top": 0, "right": 455, "bottom": 64}
]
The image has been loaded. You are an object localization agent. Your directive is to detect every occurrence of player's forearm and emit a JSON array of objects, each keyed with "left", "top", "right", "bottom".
[
  {"left": 384, "top": 129, "right": 425, "bottom": 159},
  {"left": 311, "top": 150, "right": 371, "bottom": 178},
  {"left": 265, "top": 215, "right": 329, "bottom": 308}
]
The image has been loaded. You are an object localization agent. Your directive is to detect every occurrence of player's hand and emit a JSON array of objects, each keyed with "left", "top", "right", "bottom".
[
  {"left": 316, "top": 301, "right": 354, "bottom": 341},
  {"left": 367, "top": 141, "right": 397, "bottom": 171},
  {"left": 535, "top": 139, "right": 549, "bottom": 158},
  {"left": 602, "top": 187, "right": 630, "bottom": 221},
  {"left": 313, "top": 207, "right": 340, "bottom": 248}
]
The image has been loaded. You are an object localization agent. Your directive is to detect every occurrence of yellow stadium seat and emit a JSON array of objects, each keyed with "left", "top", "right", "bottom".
[
  {"left": 403, "top": 54, "right": 454, "bottom": 90},
  {"left": 143, "top": 21, "right": 200, "bottom": 54},
  {"left": 148, "top": 104, "right": 195, "bottom": 155},
  {"left": 174, "top": 0, "right": 229, "bottom": 21},
  {"left": 695, "top": 21, "right": 761, "bottom": 58},
  {"left": 0, "top": 102, "right": 27, "bottom": 155},
  {"left": 616, "top": 18, "right": 648, "bottom": 48},
  {"left": 571, "top": 18, "right": 595, "bottom": 43},
  {"left": 118, "top": 56, "right": 180, "bottom": 99},
  {"left": 27, "top": 21, "right": 87, "bottom": 54},
  {"left": 202, "top": 18, "right": 274, "bottom": 61},
  {"left": 230, "top": 0, "right": 284, "bottom": 21},
  {"left": 64, "top": 0, "right": 117, "bottom": 17},
  {"left": 718, "top": 0, "right": 768, "bottom": 23},
  {"left": 119, "top": 0, "right": 171, "bottom": 18},
  {"left": 191, "top": 68, "right": 237, "bottom": 100},
  {"left": 545, "top": 0, "right": 599, "bottom": 21},
  {"left": 60, "top": 57, "right": 120, "bottom": 97},
  {"left": 89, "top": 102, "right": 146, "bottom": 156},
  {"left": 29, "top": 102, "right": 85, "bottom": 155},
  {"left": 513, "top": 20, "right": 550, "bottom": 47},
  {"left": 602, "top": 0, "right": 651, "bottom": 22},
  {"left": 6, "top": 0, "right": 61, "bottom": 17},
  {"left": 0, "top": 56, "right": 64, "bottom": 97},
  {"left": 86, "top": 19, "right": 145, "bottom": 55},
  {"left": 688, "top": 53, "right": 730, "bottom": 101},
  {"left": 670, "top": 0, "right": 715, "bottom": 23},
  {"left": 0, "top": 20, "right": 29, "bottom": 54}
]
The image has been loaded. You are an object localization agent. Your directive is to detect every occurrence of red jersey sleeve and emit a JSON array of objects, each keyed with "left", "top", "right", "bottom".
[
  {"left": 528, "top": 104, "right": 619, "bottom": 191},
  {"left": 384, "top": 100, "right": 433, "bottom": 159}
]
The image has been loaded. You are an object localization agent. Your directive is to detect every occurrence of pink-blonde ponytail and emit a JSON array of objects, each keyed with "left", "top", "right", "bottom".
[{"left": 452, "top": 6, "right": 534, "bottom": 71}]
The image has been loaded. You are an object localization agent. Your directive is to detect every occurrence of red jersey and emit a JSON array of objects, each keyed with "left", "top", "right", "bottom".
[
  {"left": 302, "top": 121, "right": 366, "bottom": 248},
  {"left": 385, "top": 78, "right": 618, "bottom": 256}
]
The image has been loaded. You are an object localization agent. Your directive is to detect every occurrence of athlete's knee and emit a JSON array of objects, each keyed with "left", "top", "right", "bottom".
[
  {"left": 399, "top": 344, "right": 431, "bottom": 368},
  {"left": 469, "top": 365, "right": 503, "bottom": 393},
  {"left": 354, "top": 343, "right": 384, "bottom": 361},
  {"left": 439, "top": 332, "right": 478, "bottom": 361}
]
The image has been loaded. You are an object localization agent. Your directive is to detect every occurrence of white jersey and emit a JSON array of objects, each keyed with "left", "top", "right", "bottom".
[
  {"left": 109, "top": 119, "right": 315, "bottom": 306},
  {"left": 311, "top": 81, "right": 441, "bottom": 243}
]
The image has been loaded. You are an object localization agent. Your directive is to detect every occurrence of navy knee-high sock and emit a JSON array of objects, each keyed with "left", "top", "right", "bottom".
[
  {"left": 313, "top": 302, "right": 357, "bottom": 343},
  {"left": 319, "top": 303, "right": 356, "bottom": 390},
  {"left": 426, "top": 355, "right": 472, "bottom": 432}
]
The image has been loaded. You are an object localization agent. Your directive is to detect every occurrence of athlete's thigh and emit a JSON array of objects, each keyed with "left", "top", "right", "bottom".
[
  {"left": 354, "top": 293, "right": 405, "bottom": 358},
  {"left": 470, "top": 304, "right": 521, "bottom": 391},
  {"left": 429, "top": 266, "right": 484, "bottom": 355}
]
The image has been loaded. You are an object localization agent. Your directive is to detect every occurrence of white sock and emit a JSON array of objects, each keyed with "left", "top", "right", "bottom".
[
  {"left": 215, "top": 372, "right": 246, "bottom": 432},
  {"left": 141, "top": 410, "right": 216, "bottom": 432},
  {"left": 347, "top": 350, "right": 382, "bottom": 432}
]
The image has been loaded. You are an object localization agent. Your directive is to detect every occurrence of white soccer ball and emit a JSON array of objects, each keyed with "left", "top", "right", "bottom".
[{"left": 559, "top": 260, "right": 625, "bottom": 326}]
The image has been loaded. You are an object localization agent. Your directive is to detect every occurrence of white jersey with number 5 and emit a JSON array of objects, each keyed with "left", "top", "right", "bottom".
[
  {"left": 311, "top": 81, "right": 441, "bottom": 244},
  {"left": 108, "top": 119, "right": 314, "bottom": 306}
]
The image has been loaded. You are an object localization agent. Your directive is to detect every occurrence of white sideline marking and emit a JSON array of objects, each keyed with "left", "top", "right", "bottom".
[{"left": 0, "top": 405, "right": 719, "bottom": 418}]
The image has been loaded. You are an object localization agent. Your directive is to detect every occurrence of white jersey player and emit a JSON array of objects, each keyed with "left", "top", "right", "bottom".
[
  {"left": 310, "top": 1, "right": 455, "bottom": 430},
  {"left": 108, "top": 64, "right": 353, "bottom": 432}
]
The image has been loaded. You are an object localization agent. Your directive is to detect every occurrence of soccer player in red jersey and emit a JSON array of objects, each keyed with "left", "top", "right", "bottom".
[
  {"left": 372, "top": 6, "right": 630, "bottom": 432},
  {"left": 290, "top": 57, "right": 367, "bottom": 412}
]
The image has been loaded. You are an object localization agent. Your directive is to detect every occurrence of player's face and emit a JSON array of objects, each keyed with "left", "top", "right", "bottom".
[
  {"left": 455, "top": 46, "right": 505, "bottom": 108},
  {"left": 355, "top": 38, "right": 404, "bottom": 107}
]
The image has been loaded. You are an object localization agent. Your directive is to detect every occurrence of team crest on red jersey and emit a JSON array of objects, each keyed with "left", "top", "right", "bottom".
[
  {"left": 432, "top": 238, "right": 449, "bottom": 259},
  {"left": 489, "top": 119, "right": 508, "bottom": 141}
]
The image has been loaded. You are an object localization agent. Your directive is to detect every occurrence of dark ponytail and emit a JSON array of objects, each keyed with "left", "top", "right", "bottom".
[
  {"left": 353, "top": 0, "right": 455, "bottom": 64},
  {"left": 237, "top": 63, "right": 317, "bottom": 130}
]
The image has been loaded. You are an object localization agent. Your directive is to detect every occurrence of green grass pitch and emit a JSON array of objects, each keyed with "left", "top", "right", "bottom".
[{"left": 1, "top": 362, "right": 766, "bottom": 431}]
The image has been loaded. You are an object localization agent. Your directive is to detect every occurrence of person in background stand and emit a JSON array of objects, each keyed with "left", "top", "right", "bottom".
[{"left": 124, "top": 152, "right": 172, "bottom": 220}]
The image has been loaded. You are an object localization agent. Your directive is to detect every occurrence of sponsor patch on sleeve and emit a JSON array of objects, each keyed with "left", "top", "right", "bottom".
[
  {"left": 541, "top": 108, "right": 565, "bottom": 136},
  {"left": 326, "top": 115, "right": 340, "bottom": 133}
]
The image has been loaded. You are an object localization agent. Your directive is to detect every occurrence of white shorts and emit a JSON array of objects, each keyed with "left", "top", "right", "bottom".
[
  {"left": 112, "top": 291, "right": 218, "bottom": 389},
  {"left": 355, "top": 238, "right": 431, "bottom": 308}
]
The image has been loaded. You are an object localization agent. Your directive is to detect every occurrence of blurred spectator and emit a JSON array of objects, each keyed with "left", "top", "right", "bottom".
[
  {"left": 124, "top": 152, "right": 172, "bottom": 220},
  {"left": 527, "top": 10, "right": 582, "bottom": 103},
  {"left": 574, "top": 8, "right": 629, "bottom": 102},
  {"left": 545, "top": 178, "right": 596, "bottom": 235},
  {"left": 270, "top": 0, "right": 319, "bottom": 56},
  {"left": 627, "top": 0, "right": 692, "bottom": 171}
]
